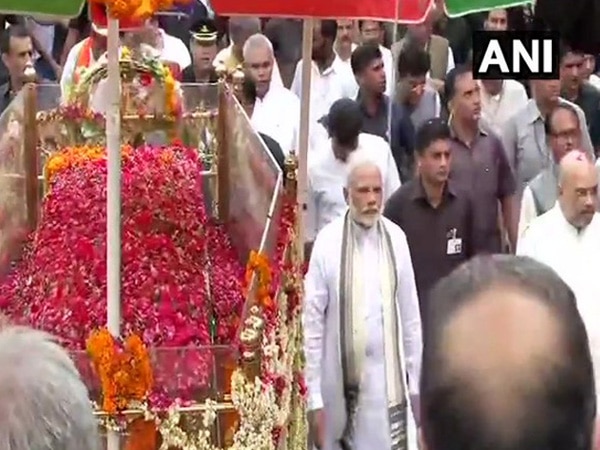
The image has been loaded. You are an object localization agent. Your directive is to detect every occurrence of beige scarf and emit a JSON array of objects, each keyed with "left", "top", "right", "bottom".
[{"left": 339, "top": 211, "right": 407, "bottom": 450}]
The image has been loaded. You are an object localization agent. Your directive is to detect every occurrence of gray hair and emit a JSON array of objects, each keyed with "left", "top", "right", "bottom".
[
  {"left": 345, "top": 149, "right": 381, "bottom": 188},
  {"left": 0, "top": 326, "right": 100, "bottom": 450},
  {"left": 228, "top": 18, "right": 261, "bottom": 45},
  {"left": 242, "top": 33, "right": 274, "bottom": 60},
  {"left": 557, "top": 150, "right": 594, "bottom": 187}
]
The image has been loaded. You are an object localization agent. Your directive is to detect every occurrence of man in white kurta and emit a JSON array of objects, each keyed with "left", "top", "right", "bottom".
[
  {"left": 306, "top": 99, "right": 401, "bottom": 244},
  {"left": 517, "top": 150, "right": 600, "bottom": 404},
  {"left": 304, "top": 150, "right": 422, "bottom": 450},
  {"left": 243, "top": 34, "right": 300, "bottom": 156}
]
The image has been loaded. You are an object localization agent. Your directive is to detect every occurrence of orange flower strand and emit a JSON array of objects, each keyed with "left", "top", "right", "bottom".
[
  {"left": 45, "top": 145, "right": 133, "bottom": 186},
  {"left": 94, "top": 0, "right": 191, "bottom": 21},
  {"left": 86, "top": 328, "right": 153, "bottom": 414},
  {"left": 244, "top": 250, "right": 273, "bottom": 309}
]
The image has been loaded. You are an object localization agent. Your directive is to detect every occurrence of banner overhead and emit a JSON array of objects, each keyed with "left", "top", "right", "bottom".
[
  {"left": 0, "top": 0, "right": 84, "bottom": 17},
  {"left": 210, "top": 0, "right": 434, "bottom": 23},
  {"left": 444, "top": 0, "right": 532, "bottom": 17}
]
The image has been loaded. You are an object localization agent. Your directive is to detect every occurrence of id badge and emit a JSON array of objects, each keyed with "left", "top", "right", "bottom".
[{"left": 446, "top": 238, "right": 462, "bottom": 255}]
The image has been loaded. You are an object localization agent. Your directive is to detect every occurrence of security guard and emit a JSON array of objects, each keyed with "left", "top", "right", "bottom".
[{"left": 182, "top": 18, "right": 219, "bottom": 83}]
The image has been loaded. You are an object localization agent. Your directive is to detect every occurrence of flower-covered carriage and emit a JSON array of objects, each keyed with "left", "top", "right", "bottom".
[{"left": 0, "top": 38, "right": 306, "bottom": 450}]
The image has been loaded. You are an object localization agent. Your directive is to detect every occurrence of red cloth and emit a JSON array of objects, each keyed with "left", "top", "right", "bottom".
[{"left": 211, "top": 0, "right": 433, "bottom": 23}]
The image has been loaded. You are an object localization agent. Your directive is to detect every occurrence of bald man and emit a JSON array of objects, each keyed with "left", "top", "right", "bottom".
[
  {"left": 213, "top": 18, "right": 282, "bottom": 90},
  {"left": 518, "top": 150, "right": 600, "bottom": 408},
  {"left": 421, "top": 255, "right": 595, "bottom": 450}
]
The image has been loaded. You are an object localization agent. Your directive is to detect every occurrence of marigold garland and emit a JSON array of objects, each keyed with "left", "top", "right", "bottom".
[
  {"left": 44, "top": 144, "right": 133, "bottom": 186},
  {"left": 244, "top": 250, "right": 274, "bottom": 311},
  {"left": 91, "top": 0, "right": 192, "bottom": 21},
  {"left": 86, "top": 328, "right": 153, "bottom": 414}
]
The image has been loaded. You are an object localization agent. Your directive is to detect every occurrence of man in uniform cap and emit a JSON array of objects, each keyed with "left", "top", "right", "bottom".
[{"left": 183, "top": 18, "right": 219, "bottom": 83}]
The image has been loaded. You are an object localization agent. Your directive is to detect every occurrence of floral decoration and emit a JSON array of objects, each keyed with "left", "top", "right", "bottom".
[
  {"left": 37, "top": 104, "right": 107, "bottom": 151},
  {"left": 44, "top": 144, "right": 132, "bottom": 186},
  {"left": 0, "top": 109, "right": 306, "bottom": 449},
  {"left": 0, "top": 144, "right": 245, "bottom": 410},
  {"left": 90, "top": 0, "right": 192, "bottom": 21},
  {"left": 72, "top": 46, "right": 182, "bottom": 118},
  {"left": 87, "top": 328, "right": 153, "bottom": 413}
]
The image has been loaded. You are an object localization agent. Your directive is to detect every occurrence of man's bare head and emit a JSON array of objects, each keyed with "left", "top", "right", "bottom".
[
  {"left": 558, "top": 150, "right": 598, "bottom": 229},
  {"left": 421, "top": 255, "right": 595, "bottom": 450}
]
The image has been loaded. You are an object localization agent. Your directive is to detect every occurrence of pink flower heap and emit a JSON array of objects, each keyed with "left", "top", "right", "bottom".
[{"left": 0, "top": 144, "right": 247, "bottom": 406}]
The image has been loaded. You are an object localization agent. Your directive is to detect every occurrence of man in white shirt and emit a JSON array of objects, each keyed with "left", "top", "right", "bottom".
[
  {"left": 479, "top": 79, "right": 528, "bottom": 137},
  {"left": 306, "top": 99, "right": 401, "bottom": 248},
  {"left": 335, "top": 19, "right": 357, "bottom": 65},
  {"left": 357, "top": 20, "right": 394, "bottom": 98},
  {"left": 477, "top": 6, "right": 530, "bottom": 135},
  {"left": 243, "top": 33, "right": 300, "bottom": 155},
  {"left": 291, "top": 20, "right": 357, "bottom": 125},
  {"left": 518, "top": 103, "right": 582, "bottom": 237},
  {"left": 517, "top": 150, "right": 600, "bottom": 405},
  {"left": 304, "top": 149, "right": 421, "bottom": 450}
]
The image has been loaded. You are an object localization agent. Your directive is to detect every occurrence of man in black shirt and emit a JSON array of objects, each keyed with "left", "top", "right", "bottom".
[
  {"left": 0, "top": 25, "right": 33, "bottom": 116},
  {"left": 351, "top": 43, "right": 390, "bottom": 140},
  {"left": 182, "top": 18, "right": 219, "bottom": 83},
  {"left": 384, "top": 118, "right": 478, "bottom": 325}
]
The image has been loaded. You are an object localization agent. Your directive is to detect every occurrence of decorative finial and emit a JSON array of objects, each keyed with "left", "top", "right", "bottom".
[
  {"left": 23, "top": 64, "right": 37, "bottom": 84},
  {"left": 232, "top": 66, "right": 245, "bottom": 85},
  {"left": 215, "top": 63, "right": 227, "bottom": 80}
]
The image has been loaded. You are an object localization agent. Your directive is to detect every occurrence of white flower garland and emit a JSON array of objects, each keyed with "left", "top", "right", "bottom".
[{"left": 230, "top": 369, "right": 279, "bottom": 450}]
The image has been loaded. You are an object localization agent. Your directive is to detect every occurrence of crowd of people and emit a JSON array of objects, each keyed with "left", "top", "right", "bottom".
[{"left": 1, "top": 2, "right": 600, "bottom": 450}]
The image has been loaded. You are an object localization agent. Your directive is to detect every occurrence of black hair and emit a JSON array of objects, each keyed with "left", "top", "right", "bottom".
[
  {"left": 319, "top": 20, "right": 338, "bottom": 42},
  {"left": 559, "top": 40, "right": 583, "bottom": 64},
  {"left": 444, "top": 64, "right": 472, "bottom": 101},
  {"left": 422, "top": 255, "right": 595, "bottom": 450},
  {"left": 544, "top": 103, "right": 581, "bottom": 136},
  {"left": 0, "top": 25, "right": 30, "bottom": 55},
  {"left": 485, "top": 7, "right": 531, "bottom": 30},
  {"left": 415, "top": 118, "right": 451, "bottom": 155},
  {"left": 397, "top": 44, "right": 430, "bottom": 78},
  {"left": 357, "top": 20, "right": 384, "bottom": 30},
  {"left": 327, "top": 98, "right": 363, "bottom": 147},
  {"left": 350, "top": 43, "right": 382, "bottom": 75}
]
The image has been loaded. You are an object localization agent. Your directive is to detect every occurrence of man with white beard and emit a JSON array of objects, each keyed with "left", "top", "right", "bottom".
[
  {"left": 303, "top": 149, "right": 422, "bottom": 450},
  {"left": 243, "top": 33, "right": 300, "bottom": 156}
]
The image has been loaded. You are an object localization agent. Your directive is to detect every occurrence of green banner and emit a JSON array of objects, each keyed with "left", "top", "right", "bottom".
[
  {"left": 0, "top": 0, "right": 84, "bottom": 17},
  {"left": 444, "top": 0, "right": 532, "bottom": 17}
]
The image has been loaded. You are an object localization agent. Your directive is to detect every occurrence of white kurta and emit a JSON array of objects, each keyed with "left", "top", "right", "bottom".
[
  {"left": 251, "top": 86, "right": 300, "bottom": 155},
  {"left": 306, "top": 133, "right": 401, "bottom": 242},
  {"left": 518, "top": 185, "right": 538, "bottom": 240},
  {"left": 291, "top": 55, "right": 358, "bottom": 126},
  {"left": 517, "top": 205, "right": 600, "bottom": 401},
  {"left": 479, "top": 79, "right": 529, "bottom": 138},
  {"left": 379, "top": 45, "right": 394, "bottom": 98},
  {"left": 304, "top": 214, "right": 422, "bottom": 450}
]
